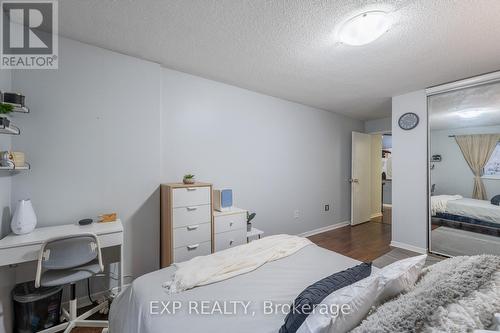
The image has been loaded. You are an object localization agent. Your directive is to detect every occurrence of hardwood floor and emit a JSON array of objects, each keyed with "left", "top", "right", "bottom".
[
  {"left": 71, "top": 210, "right": 392, "bottom": 332},
  {"left": 308, "top": 212, "right": 392, "bottom": 262}
]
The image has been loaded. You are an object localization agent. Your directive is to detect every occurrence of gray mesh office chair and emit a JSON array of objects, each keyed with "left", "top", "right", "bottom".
[{"left": 35, "top": 233, "right": 109, "bottom": 333}]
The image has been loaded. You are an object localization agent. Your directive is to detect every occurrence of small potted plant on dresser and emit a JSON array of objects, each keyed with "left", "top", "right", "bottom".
[
  {"left": 247, "top": 212, "right": 256, "bottom": 232},
  {"left": 183, "top": 174, "right": 196, "bottom": 184}
]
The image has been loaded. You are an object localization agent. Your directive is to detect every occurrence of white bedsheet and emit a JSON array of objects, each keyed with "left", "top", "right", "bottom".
[
  {"left": 445, "top": 198, "right": 500, "bottom": 224},
  {"left": 109, "top": 244, "right": 363, "bottom": 333}
]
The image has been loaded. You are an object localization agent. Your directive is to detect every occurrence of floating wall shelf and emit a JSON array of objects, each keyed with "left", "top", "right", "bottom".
[
  {"left": 0, "top": 164, "right": 30, "bottom": 171},
  {"left": 12, "top": 106, "right": 29, "bottom": 113},
  {"left": 0, "top": 123, "right": 20, "bottom": 135}
]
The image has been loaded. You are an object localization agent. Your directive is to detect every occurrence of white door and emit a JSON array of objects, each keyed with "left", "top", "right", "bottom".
[{"left": 351, "top": 132, "right": 372, "bottom": 225}]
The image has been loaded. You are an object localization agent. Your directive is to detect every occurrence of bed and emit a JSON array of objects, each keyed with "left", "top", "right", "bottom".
[
  {"left": 109, "top": 237, "right": 500, "bottom": 333},
  {"left": 431, "top": 196, "right": 500, "bottom": 236},
  {"left": 109, "top": 244, "right": 362, "bottom": 333}
]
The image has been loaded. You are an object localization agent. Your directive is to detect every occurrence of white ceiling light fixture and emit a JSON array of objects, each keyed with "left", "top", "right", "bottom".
[
  {"left": 338, "top": 11, "right": 393, "bottom": 46},
  {"left": 454, "top": 107, "right": 494, "bottom": 119}
]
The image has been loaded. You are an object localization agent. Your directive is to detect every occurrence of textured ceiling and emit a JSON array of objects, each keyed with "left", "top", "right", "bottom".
[
  {"left": 58, "top": 0, "right": 500, "bottom": 120},
  {"left": 429, "top": 81, "right": 500, "bottom": 130}
]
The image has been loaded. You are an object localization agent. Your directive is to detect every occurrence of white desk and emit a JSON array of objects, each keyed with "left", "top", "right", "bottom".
[{"left": 0, "top": 220, "right": 124, "bottom": 289}]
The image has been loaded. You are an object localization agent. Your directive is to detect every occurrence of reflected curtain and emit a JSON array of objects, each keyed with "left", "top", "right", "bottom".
[{"left": 455, "top": 134, "right": 500, "bottom": 200}]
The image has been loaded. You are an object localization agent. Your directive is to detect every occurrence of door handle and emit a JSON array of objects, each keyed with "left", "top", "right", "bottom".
[
  {"left": 187, "top": 225, "right": 199, "bottom": 231},
  {"left": 348, "top": 178, "right": 359, "bottom": 183},
  {"left": 187, "top": 244, "right": 199, "bottom": 250}
]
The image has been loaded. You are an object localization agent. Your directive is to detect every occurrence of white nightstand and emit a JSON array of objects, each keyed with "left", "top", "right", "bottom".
[
  {"left": 247, "top": 227, "right": 264, "bottom": 243},
  {"left": 213, "top": 207, "right": 248, "bottom": 252}
]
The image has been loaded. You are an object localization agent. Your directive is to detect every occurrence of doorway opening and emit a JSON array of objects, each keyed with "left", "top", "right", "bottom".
[
  {"left": 345, "top": 131, "right": 392, "bottom": 260},
  {"left": 380, "top": 134, "right": 392, "bottom": 225}
]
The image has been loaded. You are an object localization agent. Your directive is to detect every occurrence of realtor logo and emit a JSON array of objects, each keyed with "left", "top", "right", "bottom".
[{"left": 1, "top": 0, "right": 58, "bottom": 69}]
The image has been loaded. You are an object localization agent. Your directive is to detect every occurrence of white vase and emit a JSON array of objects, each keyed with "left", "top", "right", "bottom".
[{"left": 11, "top": 199, "right": 37, "bottom": 235}]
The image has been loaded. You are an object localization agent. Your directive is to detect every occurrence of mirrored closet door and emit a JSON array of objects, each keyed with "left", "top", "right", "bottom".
[{"left": 429, "top": 77, "right": 500, "bottom": 256}]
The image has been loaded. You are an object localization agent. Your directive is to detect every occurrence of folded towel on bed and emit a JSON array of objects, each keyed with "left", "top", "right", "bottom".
[
  {"left": 163, "top": 234, "right": 313, "bottom": 293},
  {"left": 431, "top": 194, "right": 463, "bottom": 215}
]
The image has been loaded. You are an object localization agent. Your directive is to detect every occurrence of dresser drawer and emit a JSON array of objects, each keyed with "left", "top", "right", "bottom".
[
  {"left": 173, "top": 241, "right": 211, "bottom": 263},
  {"left": 214, "top": 213, "right": 246, "bottom": 234},
  {"left": 173, "top": 187, "right": 211, "bottom": 208},
  {"left": 173, "top": 222, "right": 211, "bottom": 248},
  {"left": 173, "top": 204, "right": 211, "bottom": 228},
  {"left": 214, "top": 229, "right": 246, "bottom": 252}
]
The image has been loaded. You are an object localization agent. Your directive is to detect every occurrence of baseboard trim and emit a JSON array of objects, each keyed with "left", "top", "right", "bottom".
[
  {"left": 370, "top": 212, "right": 383, "bottom": 219},
  {"left": 298, "top": 221, "right": 350, "bottom": 238},
  {"left": 390, "top": 241, "right": 427, "bottom": 254}
]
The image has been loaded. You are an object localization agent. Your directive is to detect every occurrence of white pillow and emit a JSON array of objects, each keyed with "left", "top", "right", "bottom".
[
  {"left": 297, "top": 255, "right": 427, "bottom": 333},
  {"left": 376, "top": 254, "right": 427, "bottom": 303}
]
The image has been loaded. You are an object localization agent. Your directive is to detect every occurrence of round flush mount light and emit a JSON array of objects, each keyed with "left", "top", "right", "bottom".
[
  {"left": 337, "top": 11, "right": 393, "bottom": 46},
  {"left": 454, "top": 108, "right": 493, "bottom": 119}
]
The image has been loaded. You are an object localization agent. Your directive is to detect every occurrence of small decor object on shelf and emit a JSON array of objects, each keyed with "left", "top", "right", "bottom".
[
  {"left": 11, "top": 199, "right": 37, "bottom": 235},
  {"left": 0, "top": 151, "right": 25, "bottom": 167},
  {"left": 398, "top": 112, "right": 419, "bottom": 130},
  {"left": 2, "top": 92, "right": 29, "bottom": 113},
  {"left": 98, "top": 212, "right": 117, "bottom": 223},
  {"left": 183, "top": 174, "right": 195, "bottom": 184},
  {"left": 3, "top": 92, "right": 25, "bottom": 106},
  {"left": 0, "top": 102, "right": 13, "bottom": 117},
  {"left": 247, "top": 212, "right": 256, "bottom": 232},
  {"left": 0, "top": 116, "right": 10, "bottom": 128}
]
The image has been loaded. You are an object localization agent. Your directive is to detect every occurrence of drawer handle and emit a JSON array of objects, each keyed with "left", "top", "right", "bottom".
[
  {"left": 187, "top": 225, "right": 199, "bottom": 231},
  {"left": 187, "top": 206, "right": 198, "bottom": 211},
  {"left": 186, "top": 188, "right": 197, "bottom": 191},
  {"left": 229, "top": 222, "right": 234, "bottom": 227},
  {"left": 187, "top": 244, "right": 199, "bottom": 251},
  {"left": 229, "top": 240, "right": 234, "bottom": 245}
]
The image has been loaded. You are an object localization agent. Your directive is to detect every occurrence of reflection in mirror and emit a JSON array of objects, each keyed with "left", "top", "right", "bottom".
[{"left": 429, "top": 80, "right": 500, "bottom": 257}]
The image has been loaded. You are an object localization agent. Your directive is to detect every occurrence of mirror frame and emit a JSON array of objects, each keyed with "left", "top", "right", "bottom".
[{"left": 426, "top": 70, "right": 500, "bottom": 257}]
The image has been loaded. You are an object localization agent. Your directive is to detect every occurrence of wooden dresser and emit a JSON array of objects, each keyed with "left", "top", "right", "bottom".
[{"left": 160, "top": 183, "right": 213, "bottom": 268}]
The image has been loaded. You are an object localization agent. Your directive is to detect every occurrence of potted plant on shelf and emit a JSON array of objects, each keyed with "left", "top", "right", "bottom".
[
  {"left": 247, "top": 212, "right": 256, "bottom": 232},
  {"left": 183, "top": 174, "right": 196, "bottom": 184},
  {"left": 0, "top": 103, "right": 13, "bottom": 127}
]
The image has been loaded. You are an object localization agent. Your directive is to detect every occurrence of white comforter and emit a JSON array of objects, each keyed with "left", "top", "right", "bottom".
[
  {"left": 109, "top": 244, "right": 363, "bottom": 333},
  {"left": 164, "top": 234, "right": 312, "bottom": 293},
  {"left": 431, "top": 195, "right": 463, "bottom": 216},
  {"left": 446, "top": 198, "right": 500, "bottom": 224}
]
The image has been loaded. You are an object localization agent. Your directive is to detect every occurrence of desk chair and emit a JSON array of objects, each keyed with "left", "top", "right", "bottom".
[{"left": 35, "top": 233, "right": 109, "bottom": 333}]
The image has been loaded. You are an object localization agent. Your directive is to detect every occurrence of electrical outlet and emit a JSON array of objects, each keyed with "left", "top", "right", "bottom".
[
  {"left": 293, "top": 209, "right": 300, "bottom": 219},
  {"left": 324, "top": 204, "right": 330, "bottom": 212}
]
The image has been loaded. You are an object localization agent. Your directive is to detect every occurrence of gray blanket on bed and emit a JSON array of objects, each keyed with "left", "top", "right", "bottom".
[{"left": 351, "top": 255, "right": 500, "bottom": 333}]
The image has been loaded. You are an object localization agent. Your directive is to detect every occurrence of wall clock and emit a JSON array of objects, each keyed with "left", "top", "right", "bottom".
[{"left": 398, "top": 112, "right": 419, "bottom": 130}]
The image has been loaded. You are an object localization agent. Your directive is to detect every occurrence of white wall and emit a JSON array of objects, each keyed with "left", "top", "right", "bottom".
[
  {"left": 10, "top": 38, "right": 162, "bottom": 284},
  {"left": 365, "top": 116, "right": 391, "bottom": 134},
  {"left": 391, "top": 90, "right": 427, "bottom": 253},
  {"left": 0, "top": 70, "right": 12, "bottom": 237},
  {"left": 0, "top": 69, "right": 14, "bottom": 333},
  {"left": 0, "top": 39, "right": 363, "bottom": 333},
  {"left": 431, "top": 125, "right": 500, "bottom": 199},
  {"left": 161, "top": 68, "right": 363, "bottom": 235}
]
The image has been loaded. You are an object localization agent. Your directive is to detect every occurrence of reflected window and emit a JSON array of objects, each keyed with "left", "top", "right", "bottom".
[{"left": 484, "top": 142, "right": 500, "bottom": 177}]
